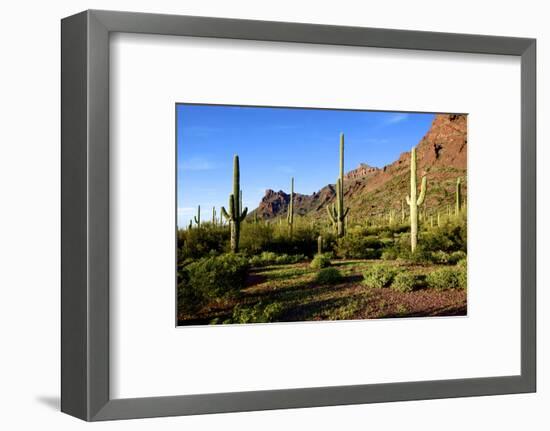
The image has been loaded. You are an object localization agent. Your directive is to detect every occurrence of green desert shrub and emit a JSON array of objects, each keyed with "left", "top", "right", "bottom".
[
  {"left": 448, "top": 250, "right": 467, "bottom": 265},
  {"left": 426, "top": 267, "right": 466, "bottom": 290},
  {"left": 315, "top": 267, "right": 343, "bottom": 285},
  {"left": 249, "top": 251, "right": 306, "bottom": 267},
  {"left": 177, "top": 225, "right": 229, "bottom": 260},
  {"left": 266, "top": 225, "right": 320, "bottom": 256},
  {"left": 252, "top": 251, "right": 278, "bottom": 266},
  {"left": 362, "top": 264, "right": 399, "bottom": 288},
  {"left": 391, "top": 272, "right": 424, "bottom": 293},
  {"left": 387, "top": 244, "right": 432, "bottom": 263},
  {"left": 239, "top": 223, "right": 275, "bottom": 255},
  {"left": 420, "top": 223, "right": 467, "bottom": 254},
  {"left": 381, "top": 249, "right": 398, "bottom": 261},
  {"left": 231, "top": 301, "right": 283, "bottom": 324},
  {"left": 457, "top": 267, "right": 467, "bottom": 289},
  {"left": 185, "top": 253, "right": 249, "bottom": 301},
  {"left": 335, "top": 233, "right": 383, "bottom": 259},
  {"left": 381, "top": 235, "right": 432, "bottom": 263},
  {"left": 177, "top": 267, "right": 203, "bottom": 313},
  {"left": 275, "top": 253, "right": 306, "bottom": 265},
  {"left": 310, "top": 253, "right": 332, "bottom": 269},
  {"left": 456, "top": 258, "right": 467, "bottom": 289},
  {"left": 431, "top": 250, "right": 450, "bottom": 264}
]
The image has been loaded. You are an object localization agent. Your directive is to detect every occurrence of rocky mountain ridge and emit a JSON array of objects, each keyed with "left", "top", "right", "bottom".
[{"left": 252, "top": 113, "right": 467, "bottom": 222}]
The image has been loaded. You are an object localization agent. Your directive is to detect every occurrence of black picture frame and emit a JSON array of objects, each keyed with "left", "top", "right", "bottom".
[{"left": 61, "top": 9, "right": 536, "bottom": 421}]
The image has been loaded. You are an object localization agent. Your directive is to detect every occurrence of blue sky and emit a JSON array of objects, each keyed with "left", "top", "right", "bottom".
[{"left": 177, "top": 104, "right": 435, "bottom": 227}]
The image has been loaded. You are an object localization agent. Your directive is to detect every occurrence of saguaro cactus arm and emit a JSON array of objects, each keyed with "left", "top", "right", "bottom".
[
  {"left": 343, "top": 207, "right": 350, "bottom": 219},
  {"left": 417, "top": 176, "right": 427, "bottom": 206},
  {"left": 220, "top": 206, "right": 230, "bottom": 220},
  {"left": 326, "top": 205, "right": 336, "bottom": 224}
]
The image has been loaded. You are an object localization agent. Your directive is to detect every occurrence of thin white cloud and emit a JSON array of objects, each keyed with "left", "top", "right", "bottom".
[
  {"left": 383, "top": 113, "right": 409, "bottom": 126},
  {"left": 179, "top": 157, "right": 215, "bottom": 171}
]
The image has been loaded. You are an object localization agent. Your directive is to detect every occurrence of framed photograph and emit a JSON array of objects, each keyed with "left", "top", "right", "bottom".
[{"left": 61, "top": 9, "right": 536, "bottom": 421}]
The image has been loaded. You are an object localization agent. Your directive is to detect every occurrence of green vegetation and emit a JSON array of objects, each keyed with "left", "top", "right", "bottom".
[
  {"left": 426, "top": 266, "right": 466, "bottom": 290},
  {"left": 391, "top": 272, "right": 424, "bottom": 293},
  {"left": 231, "top": 301, "right": 284, "bottom": 324},
  {"left": 362, "top": 264, "right": 399, "bottom": 288},
  {"left": 249, "top": 251, "right": 306, "bottom": 267},
  {"left": 335, "top": 231, "right": 383, "bottom": 259},
  {"left": 315, "top": 267, "right": 343, "bottom": 285},
  {"left": 178, "top": 253, "right": 249, "bottom": 312},
  {"left": 310, "top": 253, "right": 332, "bottom": 269}
]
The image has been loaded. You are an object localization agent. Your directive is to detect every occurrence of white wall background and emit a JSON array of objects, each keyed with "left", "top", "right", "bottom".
[{"left": 0, "top": 0, "right": 547, "bottom": 429}]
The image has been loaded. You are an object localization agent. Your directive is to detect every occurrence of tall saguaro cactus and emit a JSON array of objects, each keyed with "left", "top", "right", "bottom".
[
  {"left": 326, "top": 133, "right": 350, "bottom": 237},
  {"left": 406, "top": 147, "right": 427, "bottom": 252},
  {"left": 455, "top": 177, "right": 462, "bottom": 216},
  {"left": 212, "top": 206, "right": 216, "bottom": 226},
  {"left": 221, "top": 155, "right": 248, "bottom": 253},
  {"left": 193, "top": 205, "right": 201, "bottom": 229},
  {"left": 388, "top": 209, "right": 395, "bottom": 226},
  {"left": 287, "top": 177, "right": 294, "bottom": 237}
]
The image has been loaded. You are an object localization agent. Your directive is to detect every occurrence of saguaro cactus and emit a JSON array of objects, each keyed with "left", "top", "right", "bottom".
[
  {"left": 188, "top": 219, "right": 193, "bottom": 230},
  {"left": 193, "top": 205, "right": 201, "bottom": 229},
  {"left": 221, "top": 155, "right": 248, "bottom": 253},
  {"left": 287, "top": 177, "right": 294, "bottom": 237},
  {"left": 317, "top": 235, "right": 323, "bottom": 255},
  {"left": 212, "top": 206, "right": 216, "bottom": 226},
  {"left": 455, "top": 177, "right": 462, "bottom": 216},
  {"left": 406, "top": 147, "right": 427, "bottom": 252},
  {"left": 388, "top": 209, "right": 395, "bottom": 226},
  {"left": 326, "top": 133, "right": 350, "bottom": 237}
]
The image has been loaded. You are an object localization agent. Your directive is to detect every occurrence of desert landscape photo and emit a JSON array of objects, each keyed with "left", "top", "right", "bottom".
[{"left": 176, "top": 104, "right": 467, "bottom": 326}]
